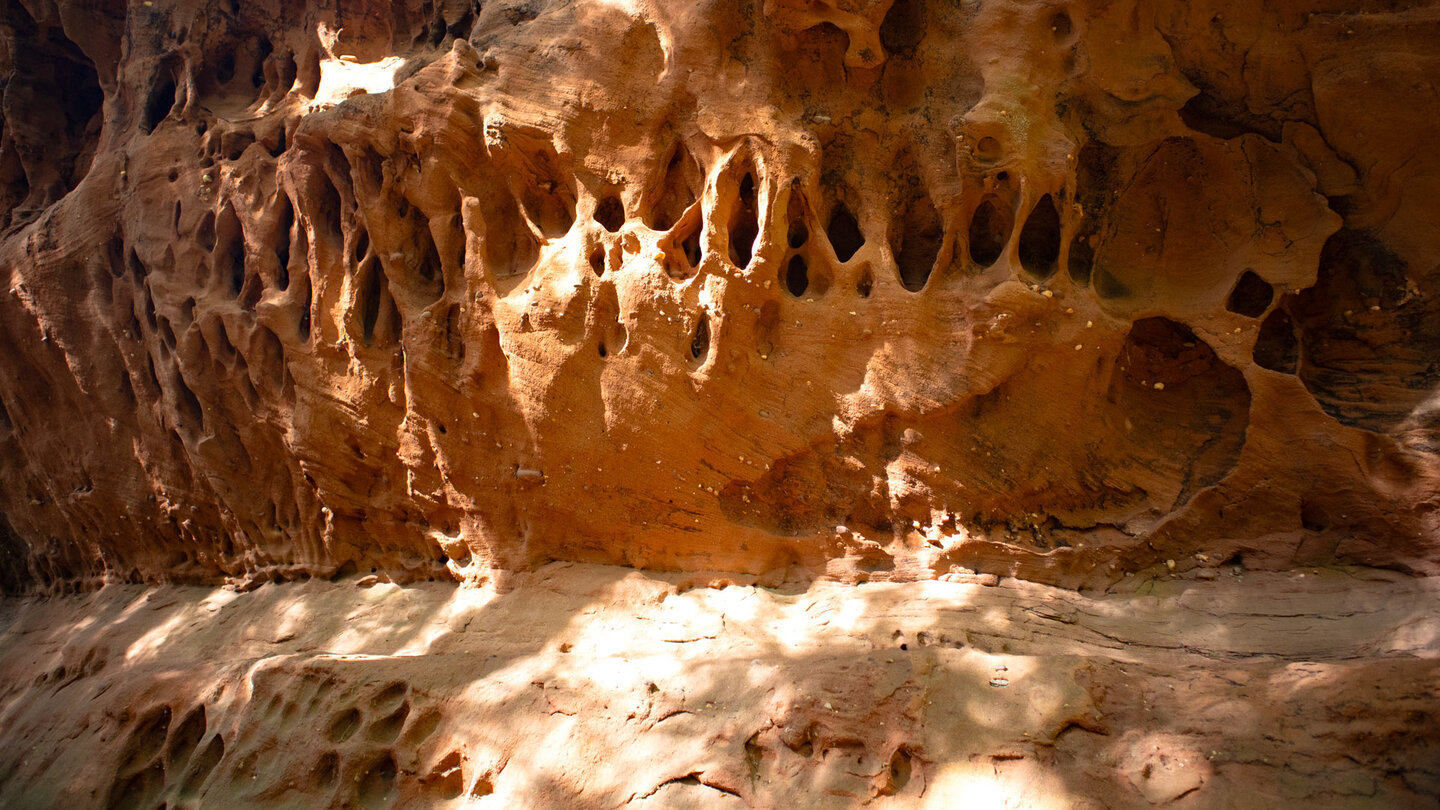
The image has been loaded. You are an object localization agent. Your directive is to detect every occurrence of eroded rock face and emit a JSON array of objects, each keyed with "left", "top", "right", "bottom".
[
  {"left": 1, "top": 564, "right": 1437, "bottom": 808},
  {"left": 2, "top": 0, "right": 1439, "bottom": 591}
]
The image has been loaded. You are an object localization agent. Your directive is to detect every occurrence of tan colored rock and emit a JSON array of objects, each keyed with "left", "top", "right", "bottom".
[{"left": 1, "top": 563, "right": 1437, "bottom": 807}]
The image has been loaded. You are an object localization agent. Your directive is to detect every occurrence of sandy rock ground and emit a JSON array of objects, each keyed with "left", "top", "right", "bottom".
[{"left": 1, "top": 563, "right": 1436, "bottom": 809}]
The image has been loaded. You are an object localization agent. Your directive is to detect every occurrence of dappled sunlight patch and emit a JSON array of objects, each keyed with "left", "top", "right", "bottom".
[{"left": 1, "top": 564, "right": 1437, "bottom": 806}]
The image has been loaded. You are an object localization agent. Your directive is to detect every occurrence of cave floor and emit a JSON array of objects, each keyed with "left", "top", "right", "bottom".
[{"left": 0, "top": 563, "right": 1436, "bottom": 809}]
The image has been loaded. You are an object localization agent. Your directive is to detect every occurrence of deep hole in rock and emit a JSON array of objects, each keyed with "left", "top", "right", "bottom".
[
  {"left": 856, "top": 267, "right": 874, "bottom": 298},
  {"left": 315, "top": 176, "right": 343, "bottom": 249},
  {"left": 827, "top": 202, "right": 864, "bottom": 262},
  {"left": 680, "top": 220, "right": 703, "bottom": 267},
  {"left": 1227, "top": 270, "right": 1275, "bottom": 317},
  {"left": 358, "top": 258, "right": 385, "bottom": 345},
  {"left": 1068, "top": 234, "right": 1094, "bottom": 285},
  {"left": 968, "top": 198, "right": 1012, "bottom": 267},
  {"left": 212, "top": 205, "right": 246, "bottom": 296},
  {"left": 215, "top": 50, "right": 236, "bottom": 84},
  {"left": 197, "top": 211, "right": 216, "bottom": 253},
  {"left": 588, "top": 247, "right": 605, "bottom": 276},
  {"left": 1254, "top": 308, "right": 1299, "bottom": 373},
  {"left": 785, "top": 255, "right": 810, "bottom": 297},
  {"left": 690, "top": 313, "right": 710, "bottom": 363},
  {"left": 221, "top": 130, "right": 255, "bottom": 161},
  {"left": 594, "top": 195, "right": 625, "bottom": 233},
  {"left": 879, "top": 0, "right": 926, "bottom": 56},
  {"left": 1179, "top": 81, "right": 1284, "bottom": 142},
  {"left": 788, "top": 216, "right": 809, "bottom": 249},
  {"left": 251, "top": 38, "right": 273, "bottom": 89},
  {"left": 893, "top": 187, "right": 943, "bottom": 291},
  {"left": 141, "top": 71, "right": 180, "bottom": 135},
  {"left": 352, "top": 228, "right": 370, "bottom": 267},
  {"left": 1050, "top": 11, "right": 1073, "bottom": 39},
  {"left": 411, "top": 215, "right": 446, "bottom": 304},
  {"left": 1300, "top": 498, "right": 1331, "bottom": 532},
  {"left": 729, "top": 172, "right": 760, "bottom": 269},
  {"left": 295, "top": 272, "right": 313, "bottom": 342},
  {"left": 1018, "top": 194, "right": 1061, "bottom": 279},
  {"left": 275, "top": 195, "right": 293, "bottom": 290},
  {"left": 443, "top": 303, "right": 465, "bottom": 361}
]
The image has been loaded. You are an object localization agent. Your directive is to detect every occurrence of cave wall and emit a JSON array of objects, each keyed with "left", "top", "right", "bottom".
[{"left": 1, "top": 0, "right": 1438, "bottom": 591}]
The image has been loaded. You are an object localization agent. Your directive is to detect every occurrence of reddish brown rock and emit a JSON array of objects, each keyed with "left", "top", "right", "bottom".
[
  {"left": 1, "top": 1, "right": 1439, "bottom": 803},
  {"left": 1, "top": 0, "right": 1438, "bottom": 589}
]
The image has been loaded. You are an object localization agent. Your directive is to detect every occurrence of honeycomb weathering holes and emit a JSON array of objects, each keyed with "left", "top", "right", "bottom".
[
  {"left": 826, "top": 202, "right": 864, "bottom": 262},
  {"left": 968, "top": 198, "right": 1012, "bottom": 268},
  {"left": 275, "top": 195, "right": 294, "bottom": 291},
  {"left": 1227, "top": 270, "right": 1275, "bottom": 317},
  {"left": 856, "top": 267, "right": 874, "bottom": 297},
  {"left": 728, "top": 172, "right": 760, "bottom": 269},
  {"left": 594, "top": 195, "right": 625, "bottom": 233},
  {"left": 1018, "top": 195, "right": 1061, "bottom": 279},
  {"left": 690, "top": 313, "right": 711, "bottom": 365},
  {"left": 1068, "top": 233, "right": 1094, "bottom": 285},
  {"left": 893, "top": 185, "right": 943, "bottom": 292},
  {"left": 785, "top": 255, "right": 809, "bottom": 297}
]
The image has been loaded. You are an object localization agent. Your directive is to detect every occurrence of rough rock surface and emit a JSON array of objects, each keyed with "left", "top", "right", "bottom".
[
  {"left": 2, "top": 0, "right": 1440, "bottom": 807},
  {"left": 2, "top": 563, "right": 1438, "bottom": 808},
  {"left": 2, "top": 0, "right": 1439, "bottom": 589}
]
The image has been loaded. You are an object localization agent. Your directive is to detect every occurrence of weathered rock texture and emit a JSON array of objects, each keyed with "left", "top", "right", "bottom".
[
  {"left": 2, "top": 563, "right": 1438, "bottom": 808},
  {"left": 3, "top": 0, "right": 1439, "bottom": 591},
  {"left": 3, "top": 1, "right": 1440, "bottom": 807}
]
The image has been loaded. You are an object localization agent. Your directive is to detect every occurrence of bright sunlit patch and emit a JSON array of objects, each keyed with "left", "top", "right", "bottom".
[
  {"left": 311, "top": 54, "right": 406, "bottom": 111},
  {"left": 925, "top": 761, "right": 1072, "bottom": 809},
  {"left": 125, "top": 611, "right": 189, "bottom": 664}
]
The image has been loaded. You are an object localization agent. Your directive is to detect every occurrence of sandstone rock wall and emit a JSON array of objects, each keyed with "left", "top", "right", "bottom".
[{"left": 2, "top": 0, "right": 1439, "bottom": 591}]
